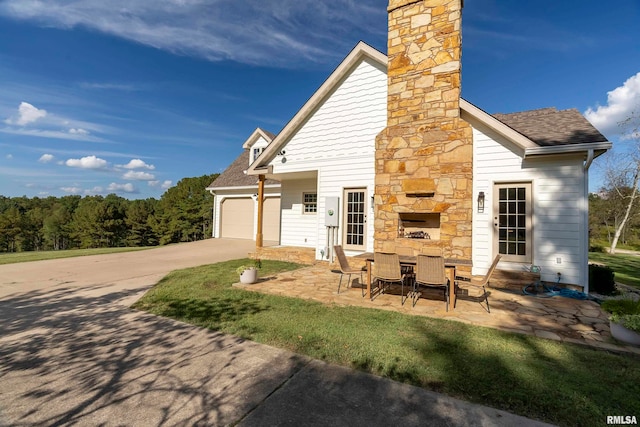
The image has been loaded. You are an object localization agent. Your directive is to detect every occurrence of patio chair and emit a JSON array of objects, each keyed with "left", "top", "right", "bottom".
[
  {"left": 454, "top": 254, "right": 501, "bottom": 313},
  {"left": 373, "top": 252, "right": 406, "bottom": 301},
  {"left": 334, "top": 245, "right": 364, "bottom": 295},
  {"left": 413, "top": 253, "right": 449, "bottom": 310}
]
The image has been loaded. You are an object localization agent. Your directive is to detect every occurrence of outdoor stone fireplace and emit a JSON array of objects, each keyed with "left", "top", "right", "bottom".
[
  {"left": 374, "top": 0, "right": 473, "bottom": 259},
  {"left": 398, "top": 212, "right": 440, "bottom": 240}
]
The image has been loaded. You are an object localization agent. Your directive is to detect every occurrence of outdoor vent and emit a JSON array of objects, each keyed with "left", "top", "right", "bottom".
[{"left": 406, "top": 192, "right": 435, "bottom": 198}]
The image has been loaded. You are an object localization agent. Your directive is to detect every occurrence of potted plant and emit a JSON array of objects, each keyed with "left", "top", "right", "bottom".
[
  {"left": 236, "top": 258, "right": 262, "bottom": 284},
  {"left": 601, "top": 298, "right": 640, "bottom": 346}
]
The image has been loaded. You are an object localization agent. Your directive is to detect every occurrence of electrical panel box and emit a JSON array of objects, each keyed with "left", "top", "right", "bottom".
[{"left": 325, "top": 197, "right": 339, "bottom": 227}]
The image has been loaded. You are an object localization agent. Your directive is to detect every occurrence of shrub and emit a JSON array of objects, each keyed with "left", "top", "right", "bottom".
[
  {"left": 615, "top": 314, "right": 640, "bottom": 333},
  {"left": 602, "top": 298, "right": 640, "bottom": 333},
  {"left": 601, "top": 298, "right": 640, "bottom": 316},
  {"left": 588, "top": 264, "right": 617, "bottom": 295}
]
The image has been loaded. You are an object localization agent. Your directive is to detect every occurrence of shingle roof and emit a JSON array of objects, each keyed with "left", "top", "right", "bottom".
[
  {"left": 208, "top": 150, "right": 280, "bottom": 189},
  {"left": 493, "top": 107, "right": 608, "bottom": 147}
]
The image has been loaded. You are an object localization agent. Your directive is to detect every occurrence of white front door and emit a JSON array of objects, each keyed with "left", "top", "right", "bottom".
[
  {"left": 343, "top": 188, "right": 367, "bottom": 251},
  {"left": 493, "top": 183, "right": 532, "bottom": 263}
]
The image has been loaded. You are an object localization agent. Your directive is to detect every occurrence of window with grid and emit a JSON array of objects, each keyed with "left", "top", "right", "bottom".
[
  {"left": 495, "top": 183, "right": 531, "bottom": 262},
  {"left": 303, "top": 192, "right": 317, "bottom": 214},
  {"left": 252, "top": 147, "right": 263, "bottom": 163}
]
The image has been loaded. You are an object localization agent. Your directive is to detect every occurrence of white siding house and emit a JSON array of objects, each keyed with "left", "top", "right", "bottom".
[
  {"left": 469, "top": 124, "right": 588, "bottom": 286},
  {"left": 241, "top": 42, "right": 610, "bottom": 291},
  {"left": 207, "top": 128, "right": 281, "bottom": 242},
  {"left": 251, "top": 43, "right": 387, "bottom": 259}
]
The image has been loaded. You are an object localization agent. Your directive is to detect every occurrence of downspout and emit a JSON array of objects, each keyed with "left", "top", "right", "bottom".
[
  {"left": 208, "top": 190, "right": 217, "bottom": 238},
  {"left": 583, "top": 149, "right": 594, "bottom": 294},
  {"left": 584, "top": 148, "right": 595, "bottom": 172}
]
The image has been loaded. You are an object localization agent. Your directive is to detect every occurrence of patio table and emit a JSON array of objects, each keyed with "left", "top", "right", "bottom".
[{"left": 357, "top": 252, "right": 472, "bottom": 311}]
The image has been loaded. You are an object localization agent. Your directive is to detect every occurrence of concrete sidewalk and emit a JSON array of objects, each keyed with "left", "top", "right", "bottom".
[{"left": 0, "top": 239, "right": 554, "bottom": 426}]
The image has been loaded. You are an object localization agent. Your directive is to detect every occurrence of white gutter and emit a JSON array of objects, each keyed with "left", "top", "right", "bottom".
[{"left": 524, "top": 141, "right": 611, "bottom": 158}]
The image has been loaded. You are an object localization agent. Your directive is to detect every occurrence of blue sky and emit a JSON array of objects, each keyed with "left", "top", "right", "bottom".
[{"left": 0, "top": 0, "right": 638, "bottom": 199}]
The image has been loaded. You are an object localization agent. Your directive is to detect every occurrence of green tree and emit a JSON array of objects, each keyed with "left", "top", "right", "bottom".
[
  {"left": 156, "top": 174, "right": 217, "bottom": 244},
  {"left": 125, "top": 198, "right": 159, "bottom": 246}
]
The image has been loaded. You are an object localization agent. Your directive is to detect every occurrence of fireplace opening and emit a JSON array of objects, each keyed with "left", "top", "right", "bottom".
[{"left": 398, "top": 213, "right": 441, "bottom": 240}]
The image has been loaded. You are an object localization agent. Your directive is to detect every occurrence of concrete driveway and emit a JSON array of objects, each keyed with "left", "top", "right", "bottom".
[{"left": 0, "top": 239, "right": 552, "bottom": 426}]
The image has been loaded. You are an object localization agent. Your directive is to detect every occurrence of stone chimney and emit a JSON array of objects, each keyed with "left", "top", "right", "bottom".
[{"left": 374, "top": 0, "right": 473, "bottom": 259}]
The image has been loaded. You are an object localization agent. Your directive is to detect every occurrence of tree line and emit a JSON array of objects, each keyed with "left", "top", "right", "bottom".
[
  {"left": 590, "top": 109, "right": 640, "bottom": 253},
  {"left": 0, "top": 174, "right": 218, "bottom": 253},
  {"left": 590, "top": 187, "right": 640, "bottom": 251}
]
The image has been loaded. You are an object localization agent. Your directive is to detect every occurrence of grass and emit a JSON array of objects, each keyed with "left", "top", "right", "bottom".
[
  {"left": 0, "top": 246, "right": 152, "bottom": 265},
  {"left": 589, "top": 252, "right": 640, "bottom": 290},
  {"left": 134, "top": 259, "right": 640, "bottom": 427}
]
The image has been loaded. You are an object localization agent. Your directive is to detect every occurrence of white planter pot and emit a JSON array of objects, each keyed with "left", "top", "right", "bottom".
[
  {"left": 610, "top": 320, "right": 640, "bottom": 346},
  {"left": 239, "top": 268, "right": 258, "bottom": 284}
]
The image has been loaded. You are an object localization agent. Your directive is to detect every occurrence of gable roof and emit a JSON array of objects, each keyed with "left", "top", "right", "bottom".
[
  {"left": 493, "top": 107, "right": 608, "bottom": 147},
  {"left": 207, "top": 127, "right": 279, "bottom": 190},
  {"left": 242, "top": 128, "right": 276, "bottom": 149},
  {"left": 245, "top": 42, "right": 610, "bottom": 176},
  {"left": 461, "top": 99, "right": 611, "bottom": 158},
  {"left": 247, "top": 41, "right": 387, "bottom": 175},
  {"left": 206, "top": 150, "right": 280, "bottom": 189}
]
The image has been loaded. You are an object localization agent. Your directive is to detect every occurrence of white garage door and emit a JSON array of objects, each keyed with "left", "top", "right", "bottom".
[
  {"left": 220, "top": 197, "right": 254, "bottom": 239},
  {"left": 263, "top": 197, "right": 281, "bottom": 242}
]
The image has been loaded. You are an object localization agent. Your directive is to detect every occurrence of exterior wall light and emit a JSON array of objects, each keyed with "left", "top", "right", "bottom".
[{"left": 477, "top": 191, "right": 485, "bottom": 213}]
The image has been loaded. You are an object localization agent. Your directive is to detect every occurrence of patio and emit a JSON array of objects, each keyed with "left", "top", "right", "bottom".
[{"left": 234, "top": 262, "right": 640, "bottom": 356}]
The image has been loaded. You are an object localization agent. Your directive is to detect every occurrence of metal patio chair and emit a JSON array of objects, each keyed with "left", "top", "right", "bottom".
[
  {"left": 454, "top": 254, "right": 501, "bottom": 313},
  {"left": 334, "top": 245, "right": 364, "bottom": 295}
]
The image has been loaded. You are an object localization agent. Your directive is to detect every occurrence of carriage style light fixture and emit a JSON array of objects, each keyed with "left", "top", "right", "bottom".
[{"left": 477, "top": 191, "right": 485, "bottom": 213}]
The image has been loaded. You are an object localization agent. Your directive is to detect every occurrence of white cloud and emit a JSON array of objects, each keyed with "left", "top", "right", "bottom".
[
  {"left": 4, "top": 102, "right": 47, "bottom": 125},
  {"left": 61, "top": 186, "right": 83, "bottom": 194},
  {"left": 38, "top": 153, "right": 54, "bottom": 163},
  {"left": 585, "top": 72, "right": 640, "bottom": 137},
  {"left": 123, "top": 170, "right": 155, "bottom": 180},
  {"left": 84, "top": 186, "right": 104, "bottom": 195},
  {"left": 5, "top": 154, "right": 12, "bottom": 159},
  {"left": 118, "top": 158, "right": 155, "bottom": 170},
  {"left": 69, "top": 128, "right": 89, "bottom": 135},
  {"left": 0, "top": 0, "right": 385, "bottom": 67},
  {"left": 161, "top": 180, "right": 172, "bottom": 190},
  {"left": 107, "top": 182, "right": 138, "bottom": 193},
  {"left": 148, "top": 180, "right": 159, "bottom": 187},
  {"left": 65, "top": 155, "right": 108, "bottom": 169}
]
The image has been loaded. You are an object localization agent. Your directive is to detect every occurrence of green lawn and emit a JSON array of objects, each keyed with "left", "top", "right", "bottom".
[
  {"left": 589, "top": 252, "right": 640, "bottom": 290},
  {"left": 134, "top": 259, "right": 640, "bottom": 427},
  {"left": 0, "top": 246, "right": 152, "bottom": 265}
]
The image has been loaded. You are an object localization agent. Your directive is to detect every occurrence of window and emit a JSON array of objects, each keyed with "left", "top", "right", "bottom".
[
  {"left": 303, "top": 192, "right": 317, "bottom": 214},
  {"left": 494, "top": 183, "right": 532, "bottom": 263},
  {"left": 252, "top": 147, "right": 263, "bottom": 164}
]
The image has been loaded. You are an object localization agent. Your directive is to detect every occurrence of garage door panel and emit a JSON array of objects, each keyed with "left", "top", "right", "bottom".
[{"left": 221, "top": 198, "right": 253, "bottom": 239}]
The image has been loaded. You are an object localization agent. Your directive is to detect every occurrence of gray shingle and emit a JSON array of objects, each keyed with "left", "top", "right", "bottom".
[
  {"left": 493, "top": 107, "right": 608, "bottom": 146},
  {"left": 208, "top": 150, "right": 279, "bottom": 189}
]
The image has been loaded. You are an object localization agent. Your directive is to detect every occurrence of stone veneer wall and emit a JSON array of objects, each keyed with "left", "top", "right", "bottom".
[
  {"left": 253, "top": 246, "right": 317, "bottom": 265},
  {"left": 374, "top": 0, "right": 473, "bottom": 259}
]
